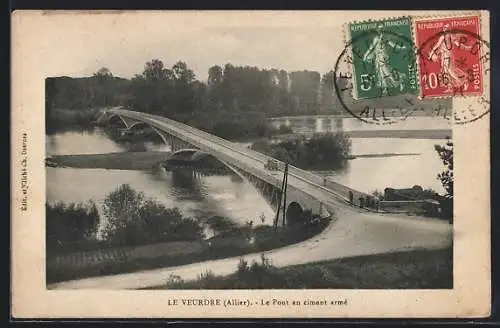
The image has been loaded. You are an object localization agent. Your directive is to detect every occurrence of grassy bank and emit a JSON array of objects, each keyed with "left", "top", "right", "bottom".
[
  {"left": 352, "top": 153, "right": 421, "bottom": 159},
  {"left": 47, "top": 151, "right": 170, "bottom": 170},
  {"left": 47, "top": 219, "right": 332, "bottom": 284},
  {"left": 148, "top": 247, "right": 452, "bottom": 290},
  {"left": 46, "top": 183, "right": 332, "bottom": 284},
  {"left": 266, "top": 110, "right": 454, "bottom": 121},
  {"left": 347, "top": 129, "right": 452, "bottom": 139},
  {"left": 271, "top": 129, "right": 452, "bottom": 142}
]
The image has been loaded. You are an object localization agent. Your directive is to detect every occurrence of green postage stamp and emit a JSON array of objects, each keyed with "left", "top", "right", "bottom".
[{"left": 347, "top": 17, "right": 419, "bottom": 100}]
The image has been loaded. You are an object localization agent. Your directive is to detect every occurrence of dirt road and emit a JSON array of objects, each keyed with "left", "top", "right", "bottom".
[{"left": 48, "top": 207, "right": 452, "bottom": 290}]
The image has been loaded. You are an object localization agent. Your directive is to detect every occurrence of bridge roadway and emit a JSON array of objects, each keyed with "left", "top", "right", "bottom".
[
  {"left": 47, "top": 108, "right": 452, "bottom": 289},
  {"left": 109, "top": 107, "right": 368, "bottom": 209}
]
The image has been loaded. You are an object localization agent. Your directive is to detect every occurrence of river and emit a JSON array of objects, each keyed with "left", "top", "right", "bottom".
[
  {"left": 46, "top": 116, "right": 450, "bottom": 233},
  {"left": 268, "top": 115, "right": 451, "bottom": 194},
  {"left": 46, "top": 128, "right": 276, "bottom": 238}
]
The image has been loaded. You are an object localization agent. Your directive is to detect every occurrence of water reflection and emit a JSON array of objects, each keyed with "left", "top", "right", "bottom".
[
  {"left": 46, "top": 117, "right": 450, "bottom": 233},
  {"left": 269, "top": 116, "right": 451, "bottom": 133},
  {"left": 46, "top": 128, "right": 127, "bottom": 156},
  {"left": 269, "top": 116, "right": 450, "bottom": 194},
  {"left": 319, "top": 138, "right": 446, "bottom": 194},
  {"left": 46, "top": 128, "right": 276, "bottom": 232}
]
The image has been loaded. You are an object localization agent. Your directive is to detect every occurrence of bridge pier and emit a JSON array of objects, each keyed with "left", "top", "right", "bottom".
[
  {"left": 167, "top": 135, "right": 195, "bottom": 153},
  {"left": 271, "top": 190, "right": 278, "bottom": 207},
  {"left": 101, "top": 109, "right": 340, "bottom": 223},
  {"left": 99, "top": 112, "right": 145, "bottom": 129}
]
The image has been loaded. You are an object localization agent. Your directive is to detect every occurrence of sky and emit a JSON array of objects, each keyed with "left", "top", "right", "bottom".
[
  {"left": 87, "top": 26, "right": 345, "bottom": 81},
  {"left": 11, "top": 11, "right": 401, "bottom": 81},
  {"left": 14, "top": 10, "right": 474, "bottom": 81},
  {"left": 35, "top": 13, "right": 348, "bottom": 81}
]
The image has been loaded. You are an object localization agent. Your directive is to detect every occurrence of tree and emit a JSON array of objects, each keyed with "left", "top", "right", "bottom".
[
  {"left": 143, "top": 59, "right": 169, "bottom": 81},
  {"left": 98, "top": 184, "right": 207, "bottom": 245},
  {"left": 93, "top": 67, "right": 113, "bottom": 80},
  {"left": 91, "top": 67, "right": 116, "bottom": 106},
  {"left": 46, "top": 201, "right": 100, "bottom": 252},
  {"left": 434, "top": 139, "right": 453, "bottom": 198},
  {"left": 320, "top": 70, "right": 338, "bottom": 114},
  {"left": 172, "top": 61, "right": 196, "bottom": 85},
  {"left": 289, "top": 70, "right": 321, "bottom": 113},
  {"left": 128, "top": 59, "right": 173, "bottom": 114},
  {"left": 208, "top": 65, "right": 223, "bottom": 87},
  {"left": 170, "top": 217, "right": 205, "bottom": 241},
  {"left": 101, "top": 184, "right": 146, "bottom": 244},
  {"left": 251, "top": 133, "right": 351, "bottom": 170},
  {"left": 139, "top": 200, "right": 175, "bottom": 242},
  {"left": 171, "top": 61, "right": 197, "bottom": 113}
]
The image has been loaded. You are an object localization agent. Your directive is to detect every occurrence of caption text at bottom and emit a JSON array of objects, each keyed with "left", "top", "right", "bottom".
[{"left": 166, "top": 298, "right": 348, "bottom": 308}]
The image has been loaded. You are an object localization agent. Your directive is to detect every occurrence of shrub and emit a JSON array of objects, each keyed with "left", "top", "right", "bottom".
[
  {"left": 100, "top": 184, "right": 205, "bottom": 246},
  {"left": 46, "top": 108, "right": 101, "bottom": 134},
  {"left": 46, "top": 201, "right": 100, "bottom": 253},
  {"left": 277, "top": 124, "right": 293, "bottom": 134},
  {"left": 205, "top": 215, "right": 238, "bottom": 234},
  {"left": 251, "top": 132, "right": 351, "bottom": 170}
]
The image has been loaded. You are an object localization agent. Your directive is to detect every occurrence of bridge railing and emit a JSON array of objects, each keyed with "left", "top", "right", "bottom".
[
  {"left": 147, "top": 112, "right": 369, "bottom": 200},
  {"left": 112, "top": 109, "right": 370, "bottom": 204},
  {"left": 123, "top": 111, "right": 283, "bottom": 188}
]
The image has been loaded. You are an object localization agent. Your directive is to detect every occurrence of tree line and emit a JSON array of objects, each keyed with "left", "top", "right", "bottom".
[
  {"left": 46, "top": 59, "right": 452, "bottom": 139},
  {"left": 46, "top": 61, "right": 344, "bottom": 116}
]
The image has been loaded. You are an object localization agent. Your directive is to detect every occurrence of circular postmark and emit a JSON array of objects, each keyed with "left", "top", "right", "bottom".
[
  {"left": 334, "top": 24, "right": 489, "bottom": 125},
  {"left": 417, "top": 28, "right": 490, "bottom": 125},
  {"left": 334, "top": 28, "right": 423, "bottom": 125}
]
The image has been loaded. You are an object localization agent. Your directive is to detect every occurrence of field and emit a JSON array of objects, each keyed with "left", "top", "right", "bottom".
[{"left": 152, "top": 248, "right": 453, "bottom": 290}]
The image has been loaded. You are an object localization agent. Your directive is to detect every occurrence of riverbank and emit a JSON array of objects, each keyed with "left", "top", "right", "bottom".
[
  {"left": 269, "top": 129, "right": 451, "bottom": 141},
  {"left": 351, "top": 153, "right": 421, "bottom": 159},
  {"left": 148, "top": 247, "right": 452, "bottom": 289},
  {"left": 46, "top": 148, "right": 428, "bottom": 171},
  {"left": 47, "top": 218, "right": 332, "bottom": 284},
  {"left": 266, "top": 109, "right": 453, "bottom": 121},
  {"left": 347, "top": 129, "right": 451, "bottom": 139}
]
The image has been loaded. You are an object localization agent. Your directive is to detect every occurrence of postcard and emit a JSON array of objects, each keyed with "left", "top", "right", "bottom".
[{"left": 11, "top": 10, "right": 490, "bottom": 318}]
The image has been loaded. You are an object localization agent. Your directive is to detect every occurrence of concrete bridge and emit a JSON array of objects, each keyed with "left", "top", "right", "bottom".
[
  {"left": 48, "top": 108, "right": 453, "bottom": 289},
  {"left": 98, "top": 107, "right": 376, "bottom": 225}
]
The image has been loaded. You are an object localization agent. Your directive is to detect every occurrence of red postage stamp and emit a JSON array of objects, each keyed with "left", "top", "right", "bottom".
[{"left": 414, "top": 15, "right": 484, "bottom": 98}]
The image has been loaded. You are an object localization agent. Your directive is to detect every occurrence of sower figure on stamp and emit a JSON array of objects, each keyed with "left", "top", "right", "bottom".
[
  {"left": 363, "top": 24, "right": 407, "bottom": 96},
  {"left": 427, "top": 24, "right": 472, "bottom": 93}
]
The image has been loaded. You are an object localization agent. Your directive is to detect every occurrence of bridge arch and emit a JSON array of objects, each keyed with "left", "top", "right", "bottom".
[
  {"left": 168, "top": 149, "right": 200, "bottom": 160},
  {"left": 286, "top": 201, "right": 304, "bottom": 226},
  {"left": 107, "top": 113, "right": 130, "bottom": 128},
  {"left": 190, "top": 151, "right": 211, "bottom": 161},
  {"left": 101, "top": 109, "right": 347, "bottom": 221},
  {"left": 127, "top": 121, "right": 152, "bottom": 130},
  {"left": 165, "top": 149, "right": 246, "bottom": 180},
  {"left": 101, "top": 113, "right": 173, "bottom": 146},
  {"left": 148, "top": 126, "right": 169, "bottom": 145}
]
